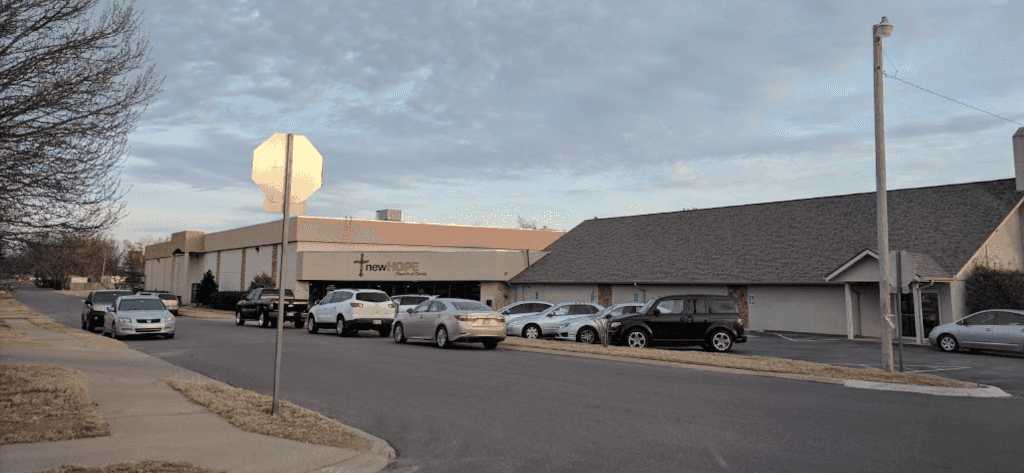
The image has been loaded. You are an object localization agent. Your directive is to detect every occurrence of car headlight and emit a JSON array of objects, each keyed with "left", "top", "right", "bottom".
[
  {"left": 609, "top": 322, "right": 621, "bottom": 330},
  {"left": 736, "top": 318, "right": 745, "bottom": 327},
  {"left": 117, "top": 317, "right": 131, "bottom": 324},
  {"left": 163, "top": 316, "right": 175, "bottom": 323}
]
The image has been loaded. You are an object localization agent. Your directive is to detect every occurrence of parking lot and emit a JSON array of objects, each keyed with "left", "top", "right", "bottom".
[{"left": 720, "top": 330, "right": 1024, "bottom": 395}]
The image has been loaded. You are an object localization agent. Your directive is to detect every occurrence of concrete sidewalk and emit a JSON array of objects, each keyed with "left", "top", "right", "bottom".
[{"left": 0, "top": 317, "right": 395, "bottom": 473}]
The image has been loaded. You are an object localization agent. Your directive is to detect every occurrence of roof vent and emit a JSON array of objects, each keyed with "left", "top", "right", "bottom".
[{"left": 376, "top": 209, "right": 402, "bottom": 222}]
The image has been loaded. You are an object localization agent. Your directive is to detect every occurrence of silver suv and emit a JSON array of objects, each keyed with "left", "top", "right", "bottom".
[{"left": 137, "top": 292, "right": 181, "bottom": 315}]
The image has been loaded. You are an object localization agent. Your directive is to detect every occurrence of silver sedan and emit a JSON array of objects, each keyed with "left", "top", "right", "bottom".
[
  {"left": 103, "top": 296, "right": 176, "bottom": 339},
  {"left": 393, "top": 298, "right": 505, "bottom": 349},
  {"left": 505, "top": 302, "right": 604, "bottom": 339},
  {"left": 554, "top": 303, "right": 643, "bottom": 343},
  {"left": 929, "top": 309, "right": 1024, "bottom": 353}
]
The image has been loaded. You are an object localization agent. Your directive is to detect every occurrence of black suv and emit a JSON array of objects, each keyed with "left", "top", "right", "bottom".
[
  {"left": 82, "top": 290, "right": 135, "bottom": 332},
  {"left": 607, "top": 294, "right": 747, "bottom": 352}
]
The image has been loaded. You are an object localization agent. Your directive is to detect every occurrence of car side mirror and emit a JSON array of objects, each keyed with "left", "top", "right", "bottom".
[
  {"left": 604, "top": 313, "right": 613, "bottom": 319},
  {"left": 406, "top": 308, "right": 413, "bottom": 314},
  {"left": 84, "top": 300, "right": 90, "bottom": 305},
  {"left": 956, "top": 320, "right": 966, "bottom": 326}
]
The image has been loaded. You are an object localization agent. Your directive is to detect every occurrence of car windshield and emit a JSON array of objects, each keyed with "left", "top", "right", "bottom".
[
  {"left": 638, "top": 299, "right": 658, "bottom": 314},
  {"left": 451, "top": 301, "right": 492, "bottom": 311},
  {"left": 261, "top": 289, "right": 295, "bottom": 297},
  {"left": 93, "top": 292, "right": 133, "bottom": 303},
  {"left": 356, "top": 292, "right": 390, "bottom": 303},
  {"left": 118, "top": 299, "right": 165, "bottom": 311}
]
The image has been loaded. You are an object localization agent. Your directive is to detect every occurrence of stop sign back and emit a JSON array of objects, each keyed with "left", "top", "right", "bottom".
[{"left": 252, "top": 133, "right": 323, "bottom": 215}]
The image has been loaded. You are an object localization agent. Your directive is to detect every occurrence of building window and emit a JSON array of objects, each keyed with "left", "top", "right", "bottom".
[
  {"left": 535, "top": 291, "right": 539, "bottom": 300},
  {"left": 590, "top": 293, "right": 595, "bottom": 302},
  {"left": 633, "top": 294, "right": 639, "bottom": 302}
]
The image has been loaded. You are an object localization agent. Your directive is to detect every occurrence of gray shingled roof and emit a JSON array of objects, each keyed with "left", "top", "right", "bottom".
[{"left": 513, "top": 179, "right": 1023, "bottom": 284}]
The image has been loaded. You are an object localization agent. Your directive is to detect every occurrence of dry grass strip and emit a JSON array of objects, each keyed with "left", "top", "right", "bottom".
[
  {"left": 501, "top": 337, "right": 976, "bottom": 388},
  {"left": 1, "top": 364, "right": 111, "bottom": 445},
  {"left": 177, "top": 307, "right": 233, "bottom": 321},
  {"left": 37, "top": 461, "right": 224, "bottom": 473},
  {"left": 26, "top": 316, "right": 127, "bottom": 350},
  {"left": 0, "top": 319, "right": 49, "bottom": 348},
  {"left": 0, "top": 291, "right": 39, "bottom": 318},
  {"left": 55, "top": 290, "right": 96, "bottom": 297},
  {"left": 0, "top": 290, "right": 125, "bottom": 349},
  {"left": 167, "top": 380, "right": 369, "bottom": 451}
]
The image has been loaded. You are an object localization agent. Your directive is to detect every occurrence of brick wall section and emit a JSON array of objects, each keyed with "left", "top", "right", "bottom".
[
  {"left": 728, "top": 285, "right": 749, "bottom": 324},
  {"left": 240, "top": 248, "right": 247, "bottom": 290},
  {"left": 271, "top": 245, "right": 279, "bottom": 286},
  {"left": 598, "top": 285, "right": 612, "bottom": 306}
]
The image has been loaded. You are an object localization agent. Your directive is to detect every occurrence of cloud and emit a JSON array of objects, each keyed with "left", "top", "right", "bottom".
[{"left": 109, "top": 0, "right": 1024, "bottom": 242}]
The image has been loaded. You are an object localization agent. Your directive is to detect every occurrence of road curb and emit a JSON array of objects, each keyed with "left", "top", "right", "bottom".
[
  {"left": 844, "top": 380, "right": 1011, "bottom": 397},
  {"left": 501, "top": 345, "right": 1010, "bottom": 398}
]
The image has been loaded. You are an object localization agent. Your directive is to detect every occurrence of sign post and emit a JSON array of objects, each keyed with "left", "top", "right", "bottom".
[{"left": 252, "top": 133, "right": 323, "bottom": 415}]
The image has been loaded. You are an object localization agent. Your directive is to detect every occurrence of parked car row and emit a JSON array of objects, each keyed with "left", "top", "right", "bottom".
[
  {"left": 81, "top": 290, "right": 176, "bottom": 340},
  {"left": 81, "top": 289, "right": 180, "bottom": 338},
  {"left": 83, "top": 285, "right": 1020, "bottom": 356}
]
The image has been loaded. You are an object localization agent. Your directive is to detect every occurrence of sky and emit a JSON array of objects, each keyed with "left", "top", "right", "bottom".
[{"left": 114, "top": 0, "right": 1024, "bottom": 243}]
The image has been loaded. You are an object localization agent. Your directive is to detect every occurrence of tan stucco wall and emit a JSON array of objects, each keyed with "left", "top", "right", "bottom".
[
  {"left": 218, "top": 250, "right": 243, "bottom": 291},
  {"left": 747, "top": 286, "right": 848, "bottom": 335},
  {"left": 480, "top": 282, "right": 509, "bottom": 309},
  {"left": 296, "top": 250, "right": 533, "bottom": 282},
  {"left": 512, "top": 284, "right": 598, "bottom": 304},
  {"left": 829, "top": 256, "right": 879, "bottom": 283},
  {"left": 244, "top": 245, "right": 275, "bottom": 287},
  {"left": 613, "top": 285, "right": 729, "bottom": 305},
  {"left": 511, "top": 284, "right": 730, "bottom": 306}
]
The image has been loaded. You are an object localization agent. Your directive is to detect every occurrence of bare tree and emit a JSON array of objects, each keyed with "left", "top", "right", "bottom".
[
  {"left": 0, "top": 0, "right": 163, "bottom": 249},
  {"left": 516, "top": 215, "right": 538, "bottom": 230}
]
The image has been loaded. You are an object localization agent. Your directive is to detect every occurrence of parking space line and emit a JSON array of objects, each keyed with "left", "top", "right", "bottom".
[{"left": 770, "top": 332, "right": 847, "bottom": 342}]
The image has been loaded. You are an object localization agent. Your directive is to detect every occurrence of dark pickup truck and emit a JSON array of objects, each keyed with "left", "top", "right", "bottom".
[{"left": 235, "top": 288, "right": 308, "bottom": 328}]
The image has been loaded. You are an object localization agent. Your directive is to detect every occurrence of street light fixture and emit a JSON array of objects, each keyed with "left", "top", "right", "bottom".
[{"left": 873, "top": 16, "right": 895, "bottom": 372}]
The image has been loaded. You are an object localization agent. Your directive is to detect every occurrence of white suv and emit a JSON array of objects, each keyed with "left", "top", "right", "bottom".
[
  {"left": 306, "top": 289, "right": 396, "bottom": 337},
  {"left": 390, "top": 294, "right": 437, "bottom": 316}
]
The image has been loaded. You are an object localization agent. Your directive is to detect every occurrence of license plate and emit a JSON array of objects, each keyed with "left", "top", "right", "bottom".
[{"left": 373, "top": 320, "right": 382, "bottom": 325}]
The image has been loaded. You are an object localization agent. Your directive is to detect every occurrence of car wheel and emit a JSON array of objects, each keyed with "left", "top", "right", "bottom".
[
  {"left": 111, "top": 325, "right": 119, "bottom": 340},
  {"left": 81, "top": 316, "right": 88, "bottom": 330},
  {"left": 482, "top": 340, "right": 499, "bottom": 349},
  {"left": 706, "top": 330, "right": 735, "bottom": 353},
  {"left": 258, "top": 311, "right": 270, "bottom": 328},
  {"left": 577, "top": 327, "right": 598, "bottom": 344},
  {"left": 377, "top": 327, "right": 389, "bottom": 337},
  {"left": 307, "top": 315, "right": 319, "bottom": 334},
  {"left": 625, "top": 328, "right": 649, "bottom": 348},
  {"left": 522, "top": 324, "right": 541, "bottom": 339},
  {"left": 166, "top": 332, "right": 174, "bottom": 339},
  {"left": 938, "top": 334, "right": 959, "bottom": 353},
  {"left": 235, "top": 310, "right": 244, "bottom": 326},
  {"left": 393, "top": 323, "right": 407, "bottom": 344},
  {"left": 293, "top": 317, "right": 304, "bottom": 329},
  {"left": 336, "top": 316, "right": 347, "bottom": 336},
  {"left": 436, "top": 326, "right": 451, "bottom": 348}
]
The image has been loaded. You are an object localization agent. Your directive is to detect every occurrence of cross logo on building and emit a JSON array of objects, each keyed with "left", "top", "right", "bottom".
[{"left": 353, "top": 253, "right": 369, "bottom": 277}]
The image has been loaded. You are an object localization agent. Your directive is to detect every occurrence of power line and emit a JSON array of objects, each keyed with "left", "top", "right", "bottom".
[{"left": 883, "top": 71, "right": 1023, "bottom": 126}]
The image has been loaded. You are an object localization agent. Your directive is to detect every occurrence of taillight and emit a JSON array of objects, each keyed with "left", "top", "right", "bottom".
[{"left": 350, "top": 302, "right": 364, "bottom": 308}]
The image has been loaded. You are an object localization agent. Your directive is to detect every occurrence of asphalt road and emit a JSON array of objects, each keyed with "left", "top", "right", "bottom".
[{"left": 11, "top": 286, "right": 1024, "bottom": 473}]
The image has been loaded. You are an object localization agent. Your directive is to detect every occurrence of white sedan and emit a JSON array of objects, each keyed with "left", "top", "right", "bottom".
[{"left": 103, "top": 295, "right": 175, "bottom": 339}]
